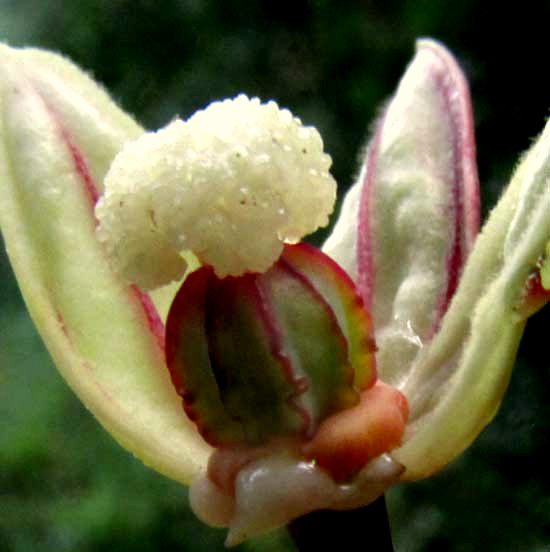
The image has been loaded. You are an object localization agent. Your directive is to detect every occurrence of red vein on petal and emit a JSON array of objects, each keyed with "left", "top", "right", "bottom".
[
  {"left": 277, "top": 257, "right": 356, "bottom": 398},
  {"left": 281, "top": 243, "right": 377, "bottom": 390},
  {"left": 55, "top": 308, "right": 119, "bottom": 406},
  {"left": 131, "top": 284, "right": 166, "bottom": 349},
  {"left": 60, "top": 125, "right": 100, "bottom": 208},
  {"left": 356, "top": 113, "right": 386, "bottom": 312},
  {"left": 40, "top": 93, "right": 166, "bottom": 349},
  {"left": 425, "top": 44, "right": 480, "bottom": 332},
  {"left": 252, "top": 274, "right": 313, "bottom": 437}
]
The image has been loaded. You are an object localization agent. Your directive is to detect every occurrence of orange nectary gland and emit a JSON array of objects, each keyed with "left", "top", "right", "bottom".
[
  {"left": 206, "top": 380, "right": 408, "bottom": 495},
  {"left": 302, "top": 380, "right": 409, "bottom": 482}
]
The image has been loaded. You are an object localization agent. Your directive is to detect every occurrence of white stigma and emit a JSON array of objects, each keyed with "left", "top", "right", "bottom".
[{"left": 95, "top": 94, "right": 336, "bottom": 289}]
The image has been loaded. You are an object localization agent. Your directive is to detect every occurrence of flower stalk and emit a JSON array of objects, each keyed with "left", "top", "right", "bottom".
[{"left": 288, "top": 496, "right": 394, "bottom": 552}]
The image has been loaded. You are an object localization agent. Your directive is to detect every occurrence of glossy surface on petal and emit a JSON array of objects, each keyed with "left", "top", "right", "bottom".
[
  {"left": 190, "top": 452, "right": 404, "bottom": 546},
  {"left": 302, "top": 381, "right": 408, "bottom": 482},
  {"left": 166, "top": 244, "right": 371, "bottom": 446},
  {"left": 166, "top": 266, "right": 308, "bottom": 446},
  {"left": 280, "top": 243, "right": 376, "bottom": 391},
  {"left": 165, "top": 268, "right": 245, "bottom": 446},
  {"left": 261, "top": 258, "right": 358, "bottom": 428},
  {"left": 204, "top": 271, "right": 308, "bottom": 444}
]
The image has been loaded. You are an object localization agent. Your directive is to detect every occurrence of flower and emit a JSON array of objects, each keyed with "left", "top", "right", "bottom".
[{"left": 1, "top": 38, "right": 550, "bottom": 545}]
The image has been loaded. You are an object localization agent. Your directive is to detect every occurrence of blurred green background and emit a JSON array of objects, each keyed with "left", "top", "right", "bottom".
[{"left": 2, "top": 1, "right": 550, "bottom": 550}]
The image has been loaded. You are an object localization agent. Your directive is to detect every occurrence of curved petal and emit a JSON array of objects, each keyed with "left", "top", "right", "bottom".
[
  {"left": 323, "top": 38, "right": 550, "bottom": 479},
  {"left": 397, "top": 94, "right": 550, "bottom": 480},
  {"left": 0, "top": 44, "right": 210, "bottom": 484},
  {"left": 324, "top": 39, "right": 479, "bottom": 388}
]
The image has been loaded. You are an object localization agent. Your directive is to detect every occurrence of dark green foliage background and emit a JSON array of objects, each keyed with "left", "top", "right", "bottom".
[{"left": 2, "top": 1, "right": 550, "bottom": 550}]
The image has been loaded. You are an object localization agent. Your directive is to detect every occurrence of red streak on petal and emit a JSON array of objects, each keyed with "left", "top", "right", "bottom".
[
  {"left": 61, "top": 126, "right": 100, "bottom": 208},
  {"left": 41, "top": 100, "right": 99, "bottom": 212},
  {"left": 427, "top": 44, "right": 480, "bottom": 331},
  {"left": 55, "top": 308, "right": 70, "bottom": 340},
  {"left": 253, "top": 274, "right": 313, "bottom": 436},
  {"left": 356, "top": 114, "right": 385, "bottom": 312},
  {"left": 165, "top": 267, "right": 216, "bottom": 441},
  {"left": 278, "top": 249, "right": 357, "bottom": 392},
  {"left": 39, "top": 94, "right": 165, "bottom": 348},
  {"left": 55, "top": 308, "right": 119, "bottom": 406},
  {"left": 131, "top": 284, "right": 166, "bottom": 350},
  {"left": 357, "top": 43, "right": 480, "bottom": 335},
  {"left": 284, "top": 240, "right": 377, "bottom": 391}
]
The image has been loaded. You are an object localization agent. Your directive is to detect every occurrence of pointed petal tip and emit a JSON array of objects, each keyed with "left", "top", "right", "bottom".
[{"left": 352, "top": 37, "right": 481, "bottom": 393}]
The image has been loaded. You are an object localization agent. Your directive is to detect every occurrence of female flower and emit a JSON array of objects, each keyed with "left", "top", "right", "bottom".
[{"left": 1, "top": 39, "right": 549, "bottom": 545}]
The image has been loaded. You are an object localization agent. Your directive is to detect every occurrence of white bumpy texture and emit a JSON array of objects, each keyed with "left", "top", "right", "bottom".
[{"left": 96, "top": 94, "right": 336, "bottom": 289}]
